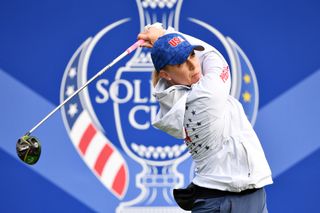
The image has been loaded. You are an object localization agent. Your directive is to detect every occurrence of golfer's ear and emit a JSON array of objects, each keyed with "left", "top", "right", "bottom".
[{"left": 159, "top": 70, "right": 170, "bottom": 81}]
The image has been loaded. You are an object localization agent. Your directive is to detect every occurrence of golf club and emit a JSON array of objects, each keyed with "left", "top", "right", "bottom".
[{"left": 16, "top": 39, "right": 145, "bottom": 165}]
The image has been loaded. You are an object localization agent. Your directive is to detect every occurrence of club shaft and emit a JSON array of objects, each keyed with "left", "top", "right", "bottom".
[{"left": 26, "top": 40, "right": 144, "bottom": 136}]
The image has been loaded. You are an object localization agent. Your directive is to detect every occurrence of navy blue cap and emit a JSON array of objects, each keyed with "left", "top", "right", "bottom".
[{"left": 151, "top": 33, "right": 204, "bottom": 72}]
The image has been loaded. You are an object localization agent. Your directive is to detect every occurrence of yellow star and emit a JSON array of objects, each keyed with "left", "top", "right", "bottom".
[
  {"left": 242, "top": 91, "right": 251, "bottom": 102},
  {"left": 243, "top": 74, "right": 251, "bottom": 84}
]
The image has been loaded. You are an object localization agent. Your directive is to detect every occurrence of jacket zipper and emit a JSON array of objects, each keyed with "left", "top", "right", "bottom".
[{"left": 241, "top": 142, "right": 251, "bottom": 177}]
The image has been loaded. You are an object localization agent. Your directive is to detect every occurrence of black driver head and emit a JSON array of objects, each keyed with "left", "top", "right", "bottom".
[{"left": 16, "top": 135, "right": 41, "bottom": 165}]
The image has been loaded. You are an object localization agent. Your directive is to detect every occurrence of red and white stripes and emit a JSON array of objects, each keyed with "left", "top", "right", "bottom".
[{"left": 70, "top": 111, "right": 128, "bottom": 198}]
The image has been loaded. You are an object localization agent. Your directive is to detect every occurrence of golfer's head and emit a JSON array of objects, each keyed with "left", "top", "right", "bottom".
[
  {"left": 151, "top": 33, "right": 204, "bottom": 72},
  {"left": 151, "top": 33, "right": 204, "bottom": 85}
]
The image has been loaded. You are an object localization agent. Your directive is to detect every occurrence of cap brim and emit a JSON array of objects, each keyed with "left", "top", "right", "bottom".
[{"left": 193, "top": 45, "right": 205, "bottom": 51}]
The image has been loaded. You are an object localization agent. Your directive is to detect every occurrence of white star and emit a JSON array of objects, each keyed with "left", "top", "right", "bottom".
[
  {"left": 68, "top": 68, "right": 77, "bottom": 79},
  {"left": 65, "top": 85, "right": 75, "bottom": 97},
  {"left": 68, "top": 103, "right": 78, "bottom": 118}
]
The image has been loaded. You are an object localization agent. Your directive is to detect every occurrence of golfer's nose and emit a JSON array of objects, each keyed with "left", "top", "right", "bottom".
[{"left": 186, "top": 59, "right": 195, "bottom": 71}]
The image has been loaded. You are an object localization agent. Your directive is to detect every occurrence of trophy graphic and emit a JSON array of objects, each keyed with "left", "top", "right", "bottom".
[
  {"left": 116, "top": 0, "right": 189, "bottom": 212},
  {"left": 61, "top": 0, "right": 259, "bottom": 211}
]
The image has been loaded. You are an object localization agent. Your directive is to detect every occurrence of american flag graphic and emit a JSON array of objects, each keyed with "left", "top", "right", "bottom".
[{"left": 60, "top": 41, "right": 128, "bottom": 199}]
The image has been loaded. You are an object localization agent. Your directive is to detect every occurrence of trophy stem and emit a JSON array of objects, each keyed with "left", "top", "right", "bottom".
[{"left": 117, "top": 163, "right": 186, "bottom": 213}]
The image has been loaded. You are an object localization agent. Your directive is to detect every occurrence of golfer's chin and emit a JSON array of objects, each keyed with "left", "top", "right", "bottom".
[{"left": 191, "top": 72, "right": 201, "bottom": 84}]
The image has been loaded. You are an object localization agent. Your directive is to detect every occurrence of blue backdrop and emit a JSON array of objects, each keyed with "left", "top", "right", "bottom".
[{"left": 1, "top": 0, "right": 320, "bottom": 212}]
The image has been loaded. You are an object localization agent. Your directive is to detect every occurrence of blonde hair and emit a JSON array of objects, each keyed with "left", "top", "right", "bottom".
[{"left": 152, "top": 70, "right": 161, "bottom": 87}]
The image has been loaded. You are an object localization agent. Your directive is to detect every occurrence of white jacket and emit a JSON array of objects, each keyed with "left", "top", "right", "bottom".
[{"left": 152, "top": 29, "right": 273, "bottom": 192}]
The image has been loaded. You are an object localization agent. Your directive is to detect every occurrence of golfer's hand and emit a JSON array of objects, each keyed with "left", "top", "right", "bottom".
[{"left": 138, "top": 23, "right": 165, "bottom": 48}]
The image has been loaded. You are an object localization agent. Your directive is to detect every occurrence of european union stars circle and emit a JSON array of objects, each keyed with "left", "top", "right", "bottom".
[{"left": 242, "top": 74, "right": 252, "bottom": 103}]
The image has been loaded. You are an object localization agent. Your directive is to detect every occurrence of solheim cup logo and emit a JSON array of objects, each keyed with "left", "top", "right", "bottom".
[{"left": 60, "top": 0, "right": 259, "bottom": 212}]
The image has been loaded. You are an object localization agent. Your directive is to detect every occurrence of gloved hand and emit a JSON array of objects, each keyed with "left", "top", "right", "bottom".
[{"left": 137, "top": 22, "right": 166, "bottom": 48}]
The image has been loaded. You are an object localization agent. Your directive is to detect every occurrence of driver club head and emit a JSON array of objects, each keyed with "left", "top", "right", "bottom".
[
  {"left": 16, "top": 135, "right": 41, "bottom": 165},
  {"left": 13, "top": 40, "right": 143, "bottom": 166}
]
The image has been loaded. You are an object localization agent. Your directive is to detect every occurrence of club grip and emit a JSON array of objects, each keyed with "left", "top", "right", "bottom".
[{"left": 126, "top": 39, "right": 145, "bottom": 54}]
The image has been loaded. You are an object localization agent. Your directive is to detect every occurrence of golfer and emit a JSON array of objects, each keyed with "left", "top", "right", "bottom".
[{"left": 138, "top": 24, "right": 273, "bottom": 213}]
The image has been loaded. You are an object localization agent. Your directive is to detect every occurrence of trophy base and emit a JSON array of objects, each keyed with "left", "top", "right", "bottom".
[{"left": 116, "top": 206, "right": 189, "bottom": 213}]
